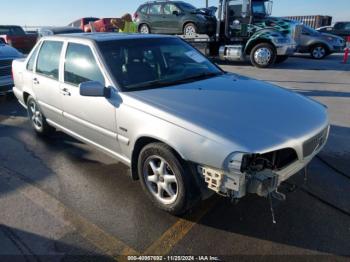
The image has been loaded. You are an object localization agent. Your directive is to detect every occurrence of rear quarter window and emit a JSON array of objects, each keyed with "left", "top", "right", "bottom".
[
  {"left": 26, "top": 44, "right": 41, "bottom": 71},
  {"left": 36, "top": 41, "right": 63, "bottom": 80}
]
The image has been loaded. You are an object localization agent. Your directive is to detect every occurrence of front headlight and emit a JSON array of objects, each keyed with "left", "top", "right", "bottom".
[
  {"left": 272, "top": 37, "right": 292, "bottom": 45},
  {"left": 226, "top": 152, "right": 247, "bottom": 173}
]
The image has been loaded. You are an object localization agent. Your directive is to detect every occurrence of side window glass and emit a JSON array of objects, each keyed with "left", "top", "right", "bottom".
[
  {"left": 36, "top": 41, "right": 63, "bottom": 80},
  {"left": 344, "top": 23, "right": 350, "bottom": 30},
  {"left": 334, "top": 23, "right": 344, "bottom": 30},
  {"left": 149, "top": 4, "right": 162, "bottom": 15},
  {"left": 27, "top": 44, "right": 40, "bottom": 71},
  {"left": 164, "top": 4, "right": 180, "bottom": 15},
  {"left": 64, "top": 43, "right": 105, "bottom": 86}
]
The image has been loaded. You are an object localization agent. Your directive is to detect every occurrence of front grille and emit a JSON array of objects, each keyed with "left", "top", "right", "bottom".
[
  {"left": 0, "top": 67, "right": 11, "bottom": 77},
  {"left": 0, "top": 60, "right": 12, "bottom": 68},
  {"left": 303, "top": 127, "right": 328, "bottom": 158},
  {"left": 0, "top": 59, "right": 12, "bottom": 78},
  {"left": 292, "top": 24, "right": 303, "bottom": 43}
]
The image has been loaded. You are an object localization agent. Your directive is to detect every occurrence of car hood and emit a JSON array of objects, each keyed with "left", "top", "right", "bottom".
[
  {"left": 320, "top": 32, "right": 344, "bottom": 41},
  {"left": 123, "top": 74, "right": 328, "bottom": 153},
  {"left": 0, "top": 44, "right": 23, "bottom": 58}
]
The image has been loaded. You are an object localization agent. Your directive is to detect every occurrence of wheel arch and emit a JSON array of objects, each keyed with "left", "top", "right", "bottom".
[
  {"left": 131, "top": 136, "right": 186, "bottom": 181},
  {"left": 245, "top": 38, "right": 275, "bottom": 55},
  {"left": 138, "top": 22, "right": 151, "bottom": 32},
  {"left": 309, "top": 42, "right": 331, "bottom": 53}
]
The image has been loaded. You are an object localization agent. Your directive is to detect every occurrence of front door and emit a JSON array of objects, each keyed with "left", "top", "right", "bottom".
[
  {"left": 60, "top": 42, "right": 121, "bottom": 154},
  {"left": 32, "top": 40, "right": 64, "bottom": 124},
  {"left": 226, "top": 0, "right": 251, "bottom": 39},
  {"left": 162, "top": 3, "right": 182, "bottom": 34}
]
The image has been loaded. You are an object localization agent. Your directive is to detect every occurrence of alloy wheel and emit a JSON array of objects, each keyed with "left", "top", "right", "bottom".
[
  {"left": 143, "top": 156, "right": 178, "bottom": 205},
  {"left": 28, "top": 100, "right": 43, "bottom": 131}
]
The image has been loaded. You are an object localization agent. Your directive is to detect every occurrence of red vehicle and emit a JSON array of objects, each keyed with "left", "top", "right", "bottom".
[
  {"left": 0, "top": 25, "right": 37, "bottom": 53},
  {"left": 68, "top": 17, "right": 118, "bottom": 32}
]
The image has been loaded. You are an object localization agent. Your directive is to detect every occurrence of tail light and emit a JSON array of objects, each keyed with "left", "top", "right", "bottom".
[
  {"left": 5, "top": 36, "right": 12, "bottom": 46},
  {"left": 133, "top": 12, "right": 139, "bottom": 20}
]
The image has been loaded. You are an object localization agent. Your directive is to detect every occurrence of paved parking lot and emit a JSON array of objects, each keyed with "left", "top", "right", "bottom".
[{"left": 0, "top": 54, "right": 349, "bottom": 261}]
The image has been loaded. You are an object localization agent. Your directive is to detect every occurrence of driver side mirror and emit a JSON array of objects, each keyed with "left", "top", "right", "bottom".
[
  {"left": 172, "top": 10, "right": 179, "bottom": 16},
  {"left": 79, "top": 81, "right": 110, "bottom": 98}
]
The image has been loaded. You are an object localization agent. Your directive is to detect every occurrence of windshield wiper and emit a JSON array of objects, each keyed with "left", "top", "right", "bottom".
[{"left": 125, "top": 72, "right": 223, "bottom": 91}]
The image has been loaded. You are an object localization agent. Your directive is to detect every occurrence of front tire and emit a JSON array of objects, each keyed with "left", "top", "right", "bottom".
[
  {"left": 138, "top": 142, "right": 197, "bottom": 215},
  {"left": 27, "top": 96, "right": 54, "bottom": 136},
  {"left": 310, "top": 44, "right": 327, "bottom": 59},
  {"left": 250, "top": 43, "right": 277, "bottom": 68}
]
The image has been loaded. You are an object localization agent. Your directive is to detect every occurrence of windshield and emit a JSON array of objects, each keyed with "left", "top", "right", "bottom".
[
  {"left": 252, "top": 0, "right": 273, "bottom": 16},
  {"left": 98, "top": 38, "right": 222, "bottom": 91},
  {"left": 303, "top": 25, "right": 319, "bottom": 35}
]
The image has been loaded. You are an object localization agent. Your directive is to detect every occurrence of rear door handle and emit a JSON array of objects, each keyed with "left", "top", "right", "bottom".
[
  {"left": 60, "top": 87, "right": 71, "bottom": 96},
  {"left": 33, "top": 78, "right": 39, "bottom": 85}
]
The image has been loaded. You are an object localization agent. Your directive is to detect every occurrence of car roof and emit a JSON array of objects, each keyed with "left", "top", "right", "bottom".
[
  {"left": 41, "top": 33, "right": 176, "bottom": 42},
  {"left": 40, "top": 27, "right": 83, "bottom": 33},
  {"left": 143, "top": 1, "right": 187, "bottom": 5}
]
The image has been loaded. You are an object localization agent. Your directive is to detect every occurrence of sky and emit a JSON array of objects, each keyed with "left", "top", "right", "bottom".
[{"left": 1, "top": 0, "right": 349, "bottom": 27}]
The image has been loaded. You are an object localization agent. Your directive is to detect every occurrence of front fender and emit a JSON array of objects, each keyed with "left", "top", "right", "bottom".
[
  {"left": 116, "top": 102, "right": 233, "bottom": 171},
  {"left": 245, "top": 29, "right": 284, "bottom": 54}
]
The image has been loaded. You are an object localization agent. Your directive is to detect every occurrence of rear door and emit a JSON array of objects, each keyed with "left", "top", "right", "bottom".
[
  {"left": 60, "top": 41, "right": 120, "bottom": 154},
  {"left": 148, "top": 3, "right": 164, "bottom": 33},
  {"left": 32, "top": 40, "right": 64, "bottom": 124}
]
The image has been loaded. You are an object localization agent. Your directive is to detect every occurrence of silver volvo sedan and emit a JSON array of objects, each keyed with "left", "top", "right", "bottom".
[{"left": 12, "top": 33, "right": 329, "bottom": 215}]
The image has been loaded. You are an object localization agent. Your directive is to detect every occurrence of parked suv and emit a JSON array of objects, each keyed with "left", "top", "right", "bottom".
[
  {"left": 317, "top": 22, "right": 350, "bottom": 40},
  {"left": 299, "top": 25, "right": 345, "bottom": 59},
  {"left": 134, "top": 1, "right": 217, "bottom": 36}
]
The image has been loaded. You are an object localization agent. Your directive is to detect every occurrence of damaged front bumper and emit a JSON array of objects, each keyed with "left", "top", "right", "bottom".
[{"left": 198, "top": 125, "right": 330, "bottom": 199}]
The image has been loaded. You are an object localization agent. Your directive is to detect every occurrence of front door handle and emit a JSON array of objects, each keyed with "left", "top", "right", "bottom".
[
  {"left": 60, "top": 88, "right": 71, "bottom": 96},
  {"left": 33, "top": 78, "right": 39, "bottom": 85}
]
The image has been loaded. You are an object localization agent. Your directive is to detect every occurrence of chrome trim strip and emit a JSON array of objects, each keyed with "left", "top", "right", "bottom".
[
  {"left": 46, "top": 119, "right": 131, "bottom": 165},
  {"left": 63, "top": 112, "right": 117, "bottom": 140}
]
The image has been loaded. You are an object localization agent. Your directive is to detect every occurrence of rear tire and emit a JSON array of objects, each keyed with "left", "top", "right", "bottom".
[
  {"left": 139, "top": 24, "right": 150, "bottom": 34},
  {"left": 27, "top": 96, "right": 54, "bottom": 136},
  {"left": 138, "top": 142, "right": 198, "bottom": 215},
  {"left": 250, "top": 43, "right": 276, "bottom": 68},
  {"left": 183, "top": 23, "right": 197, "bottom": 37}
]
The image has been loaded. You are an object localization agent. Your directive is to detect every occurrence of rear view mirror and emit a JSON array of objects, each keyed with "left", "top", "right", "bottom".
[{"left": 79, "top": 81, "right": 110, "bottom": 98}]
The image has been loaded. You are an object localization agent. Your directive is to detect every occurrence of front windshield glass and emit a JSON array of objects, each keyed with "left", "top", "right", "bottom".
[{"left": 98, "top": 38, "right": 223, "bottom": 91}]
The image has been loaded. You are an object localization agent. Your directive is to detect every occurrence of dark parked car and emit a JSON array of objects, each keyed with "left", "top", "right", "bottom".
[
  {"left": 38, "top": 27, "right": 84, "bottom": 38},
  {"left": 0, "top": 40, "right": 23, "bottom": 95},
  {"left": 317, "top": 22, "right": 350, "bottom": 40},
  {"left": 134, "top": 1, "right": 217, "bottom": 36},
  {"left": 299, "top": 25, "right": 345, "bottom": 59}
]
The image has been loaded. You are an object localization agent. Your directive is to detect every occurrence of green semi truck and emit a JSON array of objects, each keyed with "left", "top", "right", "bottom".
[{"left": 185, "top": 0, "right": 302, "bottom": 68}]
